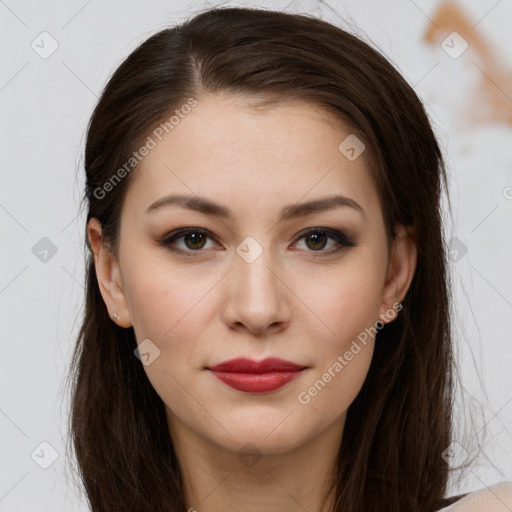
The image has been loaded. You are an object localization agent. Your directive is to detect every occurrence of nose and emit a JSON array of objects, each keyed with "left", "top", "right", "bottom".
[{"left": 221, "top": 238, "right": 291, "bottom": 336}]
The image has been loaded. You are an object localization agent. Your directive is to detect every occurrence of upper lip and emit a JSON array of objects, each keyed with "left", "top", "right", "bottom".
[{"left": 207, "top": 357, "right": 307, "bottom": 373}]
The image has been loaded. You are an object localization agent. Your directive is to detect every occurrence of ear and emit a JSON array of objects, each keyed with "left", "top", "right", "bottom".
[
  {"left": 378, "top": 223, "right": 417, "bottom": 324},
  {"left": 87, "top": 218, "right": 133, "bottom": 328}
]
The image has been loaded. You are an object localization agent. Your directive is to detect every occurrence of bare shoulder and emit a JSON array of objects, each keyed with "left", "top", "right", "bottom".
[{"left": 441, "top": 481, "right": 512, "bottom": 511}]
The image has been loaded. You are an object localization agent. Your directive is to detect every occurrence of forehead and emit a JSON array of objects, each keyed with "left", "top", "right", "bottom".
[{"left": 121, "top": 94, "right": 382, "bottom": 226}]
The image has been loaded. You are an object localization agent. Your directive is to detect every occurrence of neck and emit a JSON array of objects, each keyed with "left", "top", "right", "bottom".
[{"left": 167, "top": 411, "right": 345, "bottom": 512}]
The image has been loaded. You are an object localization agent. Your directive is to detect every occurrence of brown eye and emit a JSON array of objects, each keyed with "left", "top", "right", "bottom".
[
  {"left": 294, "top": 228, "right": 356, "bottom": 254},
  {"left": 182, "top": 231, "right": 208, "bottom": 250},
  {"left": 160, "top": 227, "right": 356, "bottom": 257},
  {"left": 304, "top": 232, "right": 329, "bottom": 251},
  {"left": 160, "top": 228, "right": 217, "bottom": 255}
]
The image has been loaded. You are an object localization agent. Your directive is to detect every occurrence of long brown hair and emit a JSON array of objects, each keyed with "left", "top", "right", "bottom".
[{"left": 65, "top": 6, "right": 470, "bottom": 511}]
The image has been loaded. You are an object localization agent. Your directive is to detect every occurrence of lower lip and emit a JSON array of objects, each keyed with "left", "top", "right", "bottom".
[{"left": 210, "top": 370, "right": 304, "bottom": 393}]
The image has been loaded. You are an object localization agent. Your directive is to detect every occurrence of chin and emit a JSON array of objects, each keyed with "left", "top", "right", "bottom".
[
  {"left": 219, "top": 429, "right": 307, "bottom": 456},
  {"left": 211, "top": 411, "right": 316, "bottom": 454}
]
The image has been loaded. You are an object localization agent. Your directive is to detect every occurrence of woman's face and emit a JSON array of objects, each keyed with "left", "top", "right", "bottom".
[{"left": 88, "top": 94, "right": 416, "bottom": 456}]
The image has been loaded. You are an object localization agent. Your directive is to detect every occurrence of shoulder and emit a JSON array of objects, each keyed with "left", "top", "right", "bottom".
[{"left": 437, "top": 481, "right": 512, "bottom": 511}]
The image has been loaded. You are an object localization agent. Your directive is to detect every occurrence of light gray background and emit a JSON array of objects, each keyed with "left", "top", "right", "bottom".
[{"left": 1, "top": 0, "right": 511, "bottom": 510}]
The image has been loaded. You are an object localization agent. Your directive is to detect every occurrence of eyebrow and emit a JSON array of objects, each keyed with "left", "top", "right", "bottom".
[{"left": 145, "top": 193, "right": 367, "bottom": 222}]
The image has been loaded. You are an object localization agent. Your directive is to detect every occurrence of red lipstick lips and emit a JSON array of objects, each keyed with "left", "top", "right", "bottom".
[{"left": 207, "top": 357, "right": 307, "bottom": 393}]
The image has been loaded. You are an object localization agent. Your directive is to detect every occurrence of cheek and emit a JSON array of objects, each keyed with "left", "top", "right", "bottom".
[
  {"left": 122, "top": 249, "right": 214, "bottom": 347},
  {"left": 297, "top": 341, "right": 374, "bottom": 426},
  {"left": 292, "top": 258, "right": 382, "bottom": 415},
  {"left": 298, "top": 257, "right": 384, "bottom": 349},
  {"left": 121, "top": 261, "right": 212, "bottom": 416},
  {"left": 295, "top": 271, "right": 379, "bottom": 402}
]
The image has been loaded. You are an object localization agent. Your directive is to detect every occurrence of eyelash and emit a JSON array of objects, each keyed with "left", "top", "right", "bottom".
[{"left": 158, "top": 227, "right": 357, "bottom": 257}]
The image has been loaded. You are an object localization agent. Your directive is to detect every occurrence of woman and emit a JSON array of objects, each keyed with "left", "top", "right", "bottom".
[{"left": 66, "top": 6, "right": 512, "bottom": 511}]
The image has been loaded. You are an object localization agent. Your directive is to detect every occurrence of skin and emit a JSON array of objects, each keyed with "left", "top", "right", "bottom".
[{"left": 87, "top": 93, "right": 418, "bottom": 511}]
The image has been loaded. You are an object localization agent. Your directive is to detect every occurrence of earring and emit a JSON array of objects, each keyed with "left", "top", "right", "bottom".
[{"left": 112, "top": 312, "right": 119, "bottom": 320}]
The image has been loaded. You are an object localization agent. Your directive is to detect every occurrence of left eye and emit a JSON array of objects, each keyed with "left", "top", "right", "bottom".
[
  {"left": 294, "top": 229, "right": 355, "bottom": 252},
  {"left": 159, "top": 228, "right": 356, "bottom": 256}
]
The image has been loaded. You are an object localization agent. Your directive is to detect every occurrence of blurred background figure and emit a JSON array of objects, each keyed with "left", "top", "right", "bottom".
[{"left": 424, "top": 0, "right": 512, "bottom": 126}]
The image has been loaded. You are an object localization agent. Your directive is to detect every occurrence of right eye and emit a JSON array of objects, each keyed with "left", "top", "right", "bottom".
[{"left": 159, "top": 227, "right": 221, "bottom": 256}]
